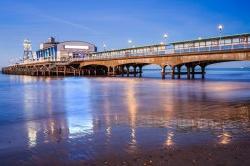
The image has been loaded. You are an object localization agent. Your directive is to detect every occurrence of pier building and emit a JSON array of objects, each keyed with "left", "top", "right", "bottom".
[{"left": 36, "top": 37, "right": 97, "bottom": 62}]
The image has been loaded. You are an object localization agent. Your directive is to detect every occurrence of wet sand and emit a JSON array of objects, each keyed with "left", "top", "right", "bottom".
[
  {"left": 85, "top": 141, "right": 250, "bottom": 166},
  {"left": 2, "top": 141, "right": 249, "bottom": 166}
]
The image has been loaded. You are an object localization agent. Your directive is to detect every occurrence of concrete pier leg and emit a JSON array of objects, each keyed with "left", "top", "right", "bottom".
[
  {"left": 64, "top": 66, "right": 66, "bottom": 76},
  {"left": 139, "top": 66, "right": 142, "bottom": 78},
  {"left": 121, "top": 66, "right": 124, "bottom": 77},
  {"left": 201, "top": 65, "right": 206, "bottom": 79},
  {"left": 161, "top": 66, "right": 166, "bottom": 80},
  {"left": 191, "top": 66, "right": 195, "bottom": 79},
  {"left": 133, "top": 66, "right": 137, "bottom": 77},
  {"left": 177, "top": 66, "right": 181, "bottom": 79},
  {"left": 88, "top": 69, "right": 91, "bottom": 76},
  {"left": 56, "top": 67, "right": 58, "bottom": 76},
  {"left": 112, "top": 67, "right": 116, "bottom": 76},
  {"left": 107, "top": 67, "right": 110, "bottom": 76},
  {"left": 187, "top": 65, "right": 191, "bottom": 80},
  {"left": 126, "top": 65, "right": 130, "bottom": 77},
  {"left": 172, "top": 66, "right": 175, "bottom": 79}
]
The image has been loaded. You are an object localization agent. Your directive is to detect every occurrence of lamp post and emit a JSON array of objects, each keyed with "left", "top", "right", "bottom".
[
  {"left": 218, "top": 24, "right": 223, "bottom": 49},
  {"left": 163, "top": 34, "right": 168, "bottom": 45},
  {"left": 103, "top": 43, "right": 107, "bottom": 51},
  {"left": 128, "top": 40, "right": 132, "bottom": 48}
]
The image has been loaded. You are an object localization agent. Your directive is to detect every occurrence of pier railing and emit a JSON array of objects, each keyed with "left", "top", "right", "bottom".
[{"left": 82, "top": 42, "right": 250, "bottom": 61}]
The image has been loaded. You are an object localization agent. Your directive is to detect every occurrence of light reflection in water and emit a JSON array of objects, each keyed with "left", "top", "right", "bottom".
[
  {"left": 218, "top": 132, "right": 232, "bottom": 145},
  {"left": 126, "top": 81, "right": 138, "bottom": 152},
  {"left": 165, "top": 131, "right": 174, "bottom": 147},
  {"left": 27, "top": 122, "right": 37, "bottom": 148},
  {"left": 65, "top": 79, "right": 94, "bottom": 139}
]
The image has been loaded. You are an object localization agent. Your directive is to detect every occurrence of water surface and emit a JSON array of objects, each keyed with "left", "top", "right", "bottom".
[{"left": 0, "top": 69, "right": 250, "bottom": 163}]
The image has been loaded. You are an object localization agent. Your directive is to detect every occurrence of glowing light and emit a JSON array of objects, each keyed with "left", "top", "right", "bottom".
[
  {"left": 218, "top": 24, "right": 223, "bottom": 31},
  {"left": 64, "top": 45, "right": 89, "bottom": 49},
  {"left": 128, "top": 40, "right": 132, "bottom": 44}
]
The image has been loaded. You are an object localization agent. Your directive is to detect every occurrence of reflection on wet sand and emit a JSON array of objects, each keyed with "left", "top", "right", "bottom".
[
  {"left": 126, "top": 81, "right": 138, "bottom": 153},
  {"left": 0, "top": 75, "right": 250, "bottom": 164}
]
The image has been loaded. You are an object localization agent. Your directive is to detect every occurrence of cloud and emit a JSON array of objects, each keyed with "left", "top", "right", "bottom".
[{"left": 38, "top": 14, "right": 100, "bottom": 34}]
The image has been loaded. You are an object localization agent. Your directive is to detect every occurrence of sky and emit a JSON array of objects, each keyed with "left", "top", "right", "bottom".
[{"left": 0, "top": 0, "right": 250, "bottom": 68}]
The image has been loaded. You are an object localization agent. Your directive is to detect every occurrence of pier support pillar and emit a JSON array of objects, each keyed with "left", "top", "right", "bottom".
[
  {"left": 126, "top": 65, "right": 130, "bottom": 77},
  {"left": 201, "top": 65, "right": 206, "bottom": 79},
  {"left": 186, "top": 65, "right": 191, "bottom": 80},
  {"left": 88, "top": 69, "right": 91, "bottom": 76},
  {"left": 161, "top": 66, "right": 166, "bottom": 80},
  {"left": 191, "top": 65, "right": 195, "bottom": 79},
  {"left": 172, "top": 66, "right": 175, "bottom": 79},
  {"left": 64, "top": 66, "right": 66, "bottom": 76},
  {"left": 94, "top": 67, "right": 97, "bottom": 76},
  {"left": 121, "top": 66, "right": 124, "bottom": 77},
  {"left": 74, "top": 70, "right": 76, "bottom": 76},
  {"left": 177, "top": 66, "right": 181, "bottom": 79},
  {"left": 139, "top": 65, "right": 142, "bottom": 78},
  {"left": 113, "top": 67, "right": 116, "bottom": 76},
  {"left": 56, "top": 67, "right": 58, "bottom": 76},
  {"left": 107, "top": 67, "right": 110, "bottom": 76},
  {"left": 133, "top": 65, "right": 137, "bottom": 77}
]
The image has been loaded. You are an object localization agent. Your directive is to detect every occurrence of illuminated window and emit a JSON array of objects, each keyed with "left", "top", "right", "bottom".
[
  {"left": 206, "top": 41, "right": 212, "bottom": 46},
  {"left": 225, "top": 39, "right": 232, "bottom": 44},
  {"left": 199, "top": 42, "right": 206, "bottom": 47},
  {"left": 233, "top": 38, "right": 239, "bottom": 43}
]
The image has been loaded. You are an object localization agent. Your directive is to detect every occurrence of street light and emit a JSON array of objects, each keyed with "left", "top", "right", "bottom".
[
  {"left": 218, "top": 24, "right": 223, "bottom": 32},
  {"left": 163, "top": 33, "right": 168, "bottom": 45},
  {"left": 218, "top": 24, "right": 224, "bottom": 49},
  {"left": 103, "top": 43, "right": 107, "bottom": 51},
  {"left": 128, "top": 40, "right": 132, "bottom": 47}
]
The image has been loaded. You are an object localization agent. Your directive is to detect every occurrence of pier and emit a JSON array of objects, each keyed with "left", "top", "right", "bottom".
[{"left": 2, "top": 33, "right": 250, "bottom": 79}]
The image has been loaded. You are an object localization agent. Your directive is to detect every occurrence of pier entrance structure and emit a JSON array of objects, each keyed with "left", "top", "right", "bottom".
[{"left": 3, "top": 33, "right": 250, "bottom": 79}]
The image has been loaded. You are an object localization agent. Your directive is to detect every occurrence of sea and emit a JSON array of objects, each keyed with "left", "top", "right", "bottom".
[{"left": 0, "top": 68, "right": 250, "bottom": 164}]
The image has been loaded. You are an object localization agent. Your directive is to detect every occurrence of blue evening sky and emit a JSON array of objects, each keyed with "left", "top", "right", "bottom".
[{"left": 0, "top": 0, "right": 250, "bottom": 68}]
